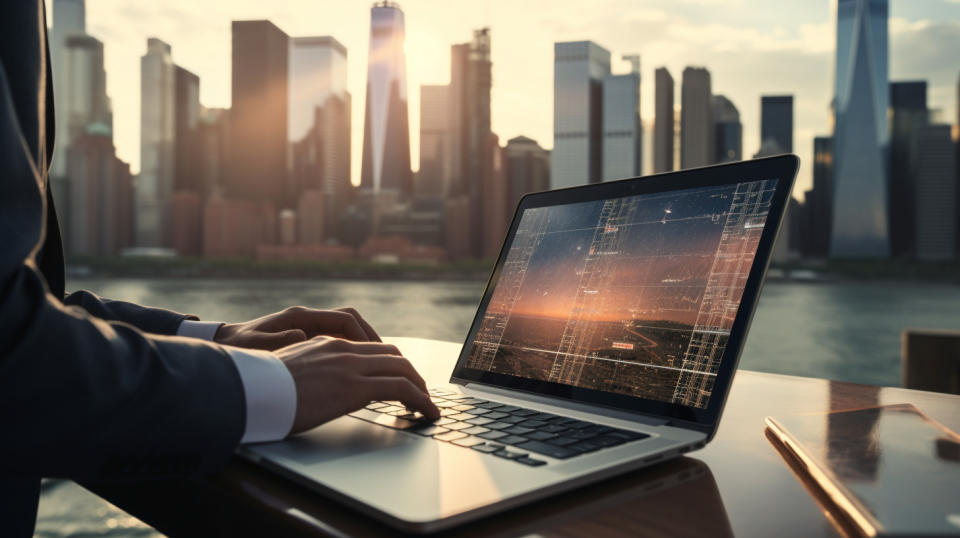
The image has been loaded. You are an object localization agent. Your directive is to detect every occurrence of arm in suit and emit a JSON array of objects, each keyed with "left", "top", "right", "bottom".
[
  {"left": 0, "top": 0, "right": 245, "bottom": 483},
  {"left": 63, "top": 290, "right": 197, "bottom": 336}
]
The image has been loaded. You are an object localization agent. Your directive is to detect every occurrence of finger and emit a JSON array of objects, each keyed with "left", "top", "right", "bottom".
[
  {"left": 335, "top": 307, "right": 381, "bottom": 342},
  {"left": 363, "top": 377, "right": 439, "bottom": 419},
  {"left": 259, "top": 307, "right": 368, "bottom": 342},
  {"left": 343, "top": 354, "right": 428, "bottom": 393},
  {"left": 338, "top": 340, "right": 402, "bottom": 356},
  {"left": 249, "top": 329, "right": 307, "bottom": 350}
]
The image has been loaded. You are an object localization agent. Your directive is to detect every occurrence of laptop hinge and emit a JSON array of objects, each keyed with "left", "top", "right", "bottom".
[{"left": 461, "top": 383, "right": 670, "bottom": 427}]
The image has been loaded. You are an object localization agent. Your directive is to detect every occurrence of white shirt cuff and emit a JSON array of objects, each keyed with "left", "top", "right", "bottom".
[
  {"left": 176, "top": 320, "right": 224, "bottom": 341},
  {"left": 226, "top": 347, "right": 298, "bottom": 444}
]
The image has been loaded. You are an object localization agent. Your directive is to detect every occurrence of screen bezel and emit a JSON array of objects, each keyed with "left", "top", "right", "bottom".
[{"left": 449, "top": 155, "right": 799, "bottom": 436}]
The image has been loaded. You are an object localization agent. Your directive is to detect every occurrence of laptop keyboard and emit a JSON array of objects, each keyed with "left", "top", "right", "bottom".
[{"left": 349, "top": 387, "right": 650, "bottom": 467}]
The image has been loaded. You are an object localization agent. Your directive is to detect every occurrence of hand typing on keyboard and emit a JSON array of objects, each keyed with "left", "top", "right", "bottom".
[
  {"left": 278, "top": 337, "right": 440, "bottom": 434},
  {"left": 354, "top": 388, "right": 649, "bottom": 467}
]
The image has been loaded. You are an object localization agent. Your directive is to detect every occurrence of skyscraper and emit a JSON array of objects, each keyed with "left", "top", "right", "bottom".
[
  {"left": 713, "top": 95, "right": 742, "bottom": 163},
  {"left": 830, "top": 0, "right": 889, "bottom": 257},
  {"left": 552, "top": 41, "right": 610, "bottom": 188},
  {"left": 602, "top": 55, "right": 642, "bottom": 180},
  {"left": 449, "top": 28, "right": 493, "bottom": 257},
  {"left": 174, "top": 66, "right": 201, "bottom": 192},
  {"left": 888, "top": 81, "right": 927, "bottom": 257},
  {"left": 137, "top": 38, "right": 175, "bottom": 248},
  {"left": 760, "top": 95, "right": 793, "bottom": 153},
  {"left": 653, "top": 67, "right": 674, "bottom": 174},
  {"left": 360, "top": 2, "right": 412, "bottom": 196},
  {"left": 504, "top": 135, "right": 550, "bottom": 212},
  {"left": 418, "top": 84, "right": 451, "bottom": 196},
  {"left": 912, "top": 124, "right": 956, "bottom": 260},
  {"left": 807, "top": 136, "right": 834, "bottom": 257},
  {"left": 230, "top": 20, "right": 289, "bottom": 206},
  {"left": 288, "top": 36, "right": 351, "bottom": 239},
  {"left": 50, "top": 0, "right": 86, "bottom": 177},
  {"left": 680, "top": 67, "right": 713, "bottom": 169}
]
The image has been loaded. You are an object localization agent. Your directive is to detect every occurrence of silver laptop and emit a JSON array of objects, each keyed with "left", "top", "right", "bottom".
[{"left": 239, "top": 155, "right": 799, "bottom": 533}]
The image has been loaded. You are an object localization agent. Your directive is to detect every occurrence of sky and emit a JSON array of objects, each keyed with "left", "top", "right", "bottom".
[{"left": 62, "top": 0, "right": 960, "bottom": 200}]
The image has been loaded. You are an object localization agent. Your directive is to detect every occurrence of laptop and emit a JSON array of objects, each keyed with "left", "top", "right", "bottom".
[{"left": 238, "top": 155, "right": 799, "bottom": 533}]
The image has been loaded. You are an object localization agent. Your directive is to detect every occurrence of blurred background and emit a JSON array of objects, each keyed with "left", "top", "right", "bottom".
[{"left": 37, "top": 0, "right": 958, "bottom": 535}]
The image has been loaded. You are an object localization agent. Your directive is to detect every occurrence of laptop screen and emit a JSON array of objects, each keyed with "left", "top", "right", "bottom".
[{"left": 460, "top": 179, "right": 778, "bottom": 411}]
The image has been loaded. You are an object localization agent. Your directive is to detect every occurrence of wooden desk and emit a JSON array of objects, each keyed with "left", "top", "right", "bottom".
[{"left": 87, "top": 337, "right": 960, "bottom": 537}]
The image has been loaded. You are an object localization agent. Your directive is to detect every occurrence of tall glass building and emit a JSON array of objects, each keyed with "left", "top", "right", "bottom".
[
  {"left": 138, "top": 38, "right": 175, "bottom": 247},
  {"left": 680, "top": 67, "right": 713, "bottom": 169},
  {"left": 360, "top": 2, "right": 412, "bottom": 196},
  {"left": 552, "top": 41, "right": 610, "bottom": 188},
  {"left": 653, "top": 67, "right": 674, "bottom": 173},
  {"left": 601, "top": 55, "right": 642, "bottom": 180},
  {"left": 50, "top": 0, "right": 87, "bottom": 177},
  {"left": 760, "top": 95, "right": 793, "bottom": 153},
  {"left": 713, "top": 95, "right": 742, "bottom": 163},
  {"left": 830, "top": 0, "right": 889, "bottom": 257}
]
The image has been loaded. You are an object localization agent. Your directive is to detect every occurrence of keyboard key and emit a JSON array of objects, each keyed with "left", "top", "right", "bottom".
[
  {"left": 450, "top": 412, "right": 475, "bottom": 421},
  {"left": 380, "top": 405, "right": 403, "bottom": 414},
  {"left": 500, "top": 416, "right": 527, "bottom": 424},
  {"left": 478, "top": 431, "right": 507, "bottom": 440},
  {"left": 591, "top": 435, "right": 628, "bottom": 447},
  {"left": 580, "top": 425, "right": 615, "bottom": 435},
  {"left": 511, "top": 409, "right": 539, "bottom": 417},
  {"left": 439, "top": 408, "right": 460, "bottom": 417},
  {"left": 516, "top": 457, "right": 547, "bottom": 467},
  {"left": 465, "top": 417, "right": 494, "bottom": 426},
  {"left": 546, "top": 437, "right": 580, "bottom": 447},
  {"left": 444, "top": 422, "right": 472, "bottom": 431},
  {"left": 608, "top": 430, "right": 650, "bottom": 441},
  {"left": 569, "top": 440, "right": 604, "bottom": 453},
  {"left": 515, "top": 440, "right": 578, "bottom": 459},
  {"left": 568, "top": 430, "right": 601, "bottom": 440},
  {"left": 465, "top": 408, "right": 491, "bottom": 416},
  {"left": 458, "top": 398, "right": 488, "bottom": 405},
  {"left": 563, "top": 420, "right": 594, "bottom": 430},
  {"left": 484, "top": 422, "right": 512, "bottom": 430},
  {"left": 434, "top": 431, "right": 468, "bottom": 442},
  {"left": 453, "top": 404, "right": 475, "bottom": 411},
  {"left": 452, "top": 436, "right": 486, "bottom": 448},
  {"left": 525, "top": 431, "right": 559, "bottom": 441},
  {"left": 494, "top": 449, "right": 529, "bottom": 460},
  {"left": 484, "top": 411, "right": 509, "bottom": 420},
  {"left": 409, "top": 424, "right": 449, "bottom": 436},
  {"left": 540, "top": 424, "right": 570, "bottom": 434},
  {"left": 498, "top": 435, "right": 529, "bottom": 445},
  {"left": 503, "top": 426, "right": 535, "bottom": 436},
  {"left": 434, "top": 401, "right": 459, "bottom": 408},
  {"left": 472, "top": 443, "right": 500, "bottom": 454},
  {"left": 496, "top": 405, "right": 521, "bottom": 413},
  {"left": 462, "top": 426, "right": 490, "bottom": 435},
  {"left": 524, "top": 413, "right": 556, "bottom": 421},
  {"left": 365, "top": 402, "right": 388, "bottom": 410},
  {"left": 517, "top": 420, "right": 548, "bottom": 429},
  {"left": 434, "top": 417, "right": 457, "bottom": 426},
  {"left": 475, "top": 402, "right": 504, "bottom": 409}
]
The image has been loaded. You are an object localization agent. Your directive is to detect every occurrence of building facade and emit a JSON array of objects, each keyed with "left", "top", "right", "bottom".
[
  {"left": 653, "top": 67, "right": 675, "bottom": 174},
  {"left": 138, "top": 38, "right": 175, "bottom": 247},
  {"left": 419, "top": 84, "right": 451, "bottom": 196},
  {"left": 504, "top": 136, "right": 550, "bottom": 212},
  {"left": 552, "top": 41, "right": 610, "bottom": 188},
  {"left": 680, "top": 67, "right": 713, "bottom": 169},
  {"left": 713, "top": 95, "right": 742, "bottom": 163},
  {"left": 888, "top": 81, "right": 927, "bottom": 257},
  {"left": 760, "top": 95, "right": 794, "bottom": 153},
  {"left": 830, "top": 0, "right": 890, "bottom": 257},
  {"left": 912, "top": 125, "right": 956, "bottom": 260},
  {"left": 601, "top": 55, "right": 642, "bottom": 180},
  {"left": 50, "top": 0, "right": 87, "bottom": 177},
  {"left": 359, "top": 2, "right": 412, "bottom": 196},
  {"left": 230, "top": 20, "right": 289, "bottom": 209}
]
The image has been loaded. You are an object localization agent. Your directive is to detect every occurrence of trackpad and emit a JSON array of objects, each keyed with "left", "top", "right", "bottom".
[{"left": 254, "top": 415, "right": 414, "bottom": 466}]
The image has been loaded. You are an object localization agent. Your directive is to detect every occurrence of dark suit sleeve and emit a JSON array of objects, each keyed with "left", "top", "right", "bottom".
[
  {"left": 64, "top": 290, "right": 197, "bottom": 336},
  {"left": 0, "top": 61, "right": 245, "bottom": 482}
]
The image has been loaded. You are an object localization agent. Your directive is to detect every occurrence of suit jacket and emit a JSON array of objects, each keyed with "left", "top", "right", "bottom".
[{"left": 0, "top": 2, "right": 246, "bottom": 535}]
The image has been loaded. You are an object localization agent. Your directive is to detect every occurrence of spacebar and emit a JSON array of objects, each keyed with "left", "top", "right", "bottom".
[{"left": 348, "top": 409, "right": 419, "bottom": 430}]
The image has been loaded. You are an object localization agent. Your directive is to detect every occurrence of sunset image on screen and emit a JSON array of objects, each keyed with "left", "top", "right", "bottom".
[{"left": 464, "top": 179, "right": 778, "bottom": 409}]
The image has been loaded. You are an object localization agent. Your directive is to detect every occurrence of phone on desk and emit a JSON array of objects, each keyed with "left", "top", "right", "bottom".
[{"left": 765, "top": 403, "right": 960, "bottom": 537}]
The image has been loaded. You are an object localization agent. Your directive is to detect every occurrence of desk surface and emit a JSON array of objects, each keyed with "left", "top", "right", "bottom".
[{"left": 89, "top": 337, "right": 960, "bottom": 537}]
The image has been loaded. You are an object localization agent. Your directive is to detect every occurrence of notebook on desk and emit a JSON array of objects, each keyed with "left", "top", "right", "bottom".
[{"left": 766, "top": 404, "right": 960, "bottom": 537}]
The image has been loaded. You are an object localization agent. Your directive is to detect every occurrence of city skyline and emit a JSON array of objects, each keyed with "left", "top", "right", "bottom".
[{"left": 57, "top": 0, "right": 960, "bottom": 201}]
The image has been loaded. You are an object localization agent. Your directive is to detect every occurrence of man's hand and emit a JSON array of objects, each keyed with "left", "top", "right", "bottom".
[
  {"left": 214, "top": 306, "right": 380, "bottom": 351},
  {"left": 276, "top": 336, "right": 440, "bottom": 434}
]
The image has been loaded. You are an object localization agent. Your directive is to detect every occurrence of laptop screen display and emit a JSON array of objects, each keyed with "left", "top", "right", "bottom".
[{"left": 462, "top": 179, "right": 778, "bottom": 410}]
